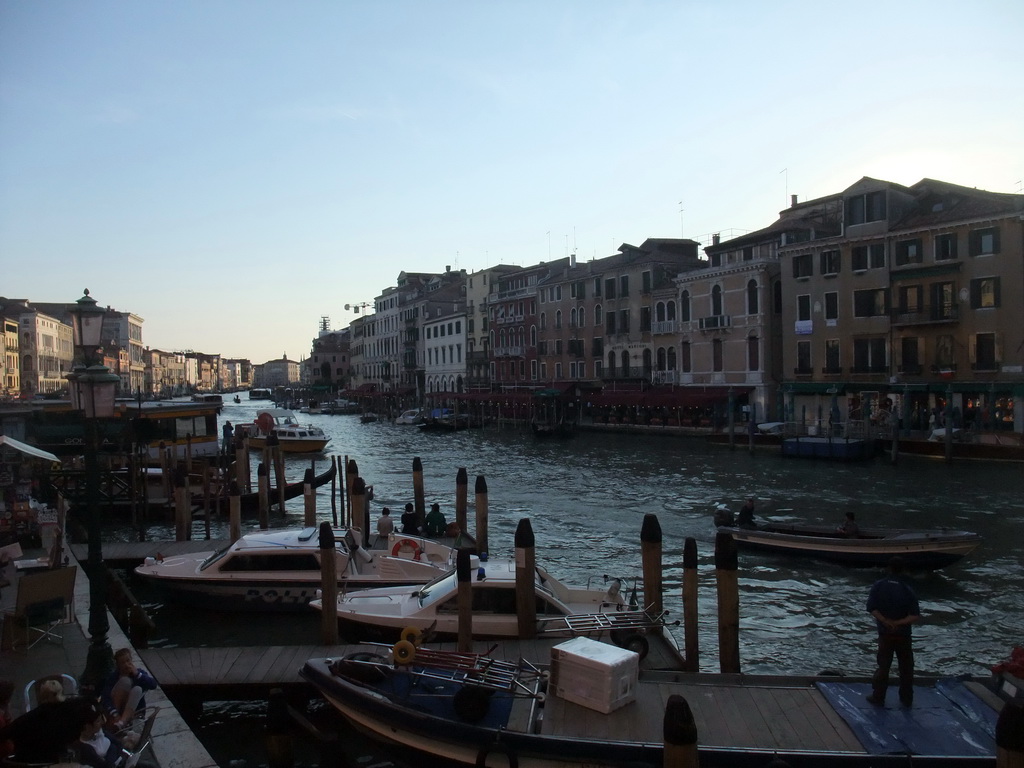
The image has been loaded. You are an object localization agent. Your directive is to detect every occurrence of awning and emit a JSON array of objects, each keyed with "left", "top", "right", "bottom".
[
  {"left": 0, "top": 435, "right": 61, "bottom": 464},
  {"left": 784, "top": 383, "right": 845, "bottom": 394},
  {"left": 590, "top": 387, "right": 744, "bottom": 409}
]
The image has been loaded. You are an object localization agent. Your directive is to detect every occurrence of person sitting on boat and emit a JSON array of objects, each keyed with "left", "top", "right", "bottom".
[
  {"left": 424, "top": 503, "right": 447, "bottom": 537},
  {"left": 376, "top": 507, "right": 395, "bottom": 539},
  {"left": 713, "top": 507, "right": 735, "bottom": 527},
  {"left": 837, "top": 511, "right": 860, "bottom": 537},
  {"left": 400, "top": 503, "right": 419, "bottom": 535},
  {"left": 737, "top": 497, "right": 757, "bottom": 529}
]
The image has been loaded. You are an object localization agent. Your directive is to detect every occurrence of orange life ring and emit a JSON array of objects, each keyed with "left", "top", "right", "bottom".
[{"left": 391, "top": 538, "right": 423, "bottom": 561}]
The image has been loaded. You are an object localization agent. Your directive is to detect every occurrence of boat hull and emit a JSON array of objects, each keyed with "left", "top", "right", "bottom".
[
  {"left": 246, "top": 435, "right": 330, "bottom": 452},
  {"left": 720, "top": 524, "right": 980, "bottom": 569}
]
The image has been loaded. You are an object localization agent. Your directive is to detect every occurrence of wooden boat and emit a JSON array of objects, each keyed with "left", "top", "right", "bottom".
[
  {"left": 531, "top": 388, "right": 576, "bottom": 438},
  {"left": 418, "top": 408, "right": 470, "bottom": 431},
  {"left": 300, "top": 644, "right": 1000, "bottom": 767},
  {"left": 716, "top": 522, "right": 981, "bottom": 569},
  {"left": 309, "top": 557, "right": 629, "bottom": 643},
  {"left": 190, "top": 461, "right": 336, "bottom": 515},
  {"left": 245, "top": 409, "right": 330, "bottom": 452},
  {"left": 134, "top": 528, "right": 456, "bottom": 612},
  {"left": 394, "top": 408, "right": 425, "bottom": 425}
]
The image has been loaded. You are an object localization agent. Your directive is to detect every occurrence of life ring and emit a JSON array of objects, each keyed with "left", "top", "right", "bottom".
[
  {"left": 400, "top": 626, "right": 422, "bottom": 645},
  {"left": 475, "top": 741, "right": 518, "bottom": 768},
  {"left": 392, "top": 639, "right": 417, "bottom": 665},
  {"left": 392, "top": 538, "right": 423, "bottom": 560}
]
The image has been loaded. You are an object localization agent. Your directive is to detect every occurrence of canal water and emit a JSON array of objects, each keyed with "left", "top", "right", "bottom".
[{"left": 120, "top": 399, "right": 1024, "bottom": 766}]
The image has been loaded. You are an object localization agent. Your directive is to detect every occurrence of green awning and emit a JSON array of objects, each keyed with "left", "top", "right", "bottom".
[
  {"left": 889, "top": 262, "right": 962, "bottom": 281},
  {"left": 783, "top": 382, "right": 844, "bottom": 394}
]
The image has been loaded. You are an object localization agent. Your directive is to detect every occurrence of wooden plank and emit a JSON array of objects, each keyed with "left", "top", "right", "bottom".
[
  {"left": 747, "top": 685, "right": 805, "bottom": 749},
  {"left": 250, "top": 645, "right": 287, "bottom": 683}
]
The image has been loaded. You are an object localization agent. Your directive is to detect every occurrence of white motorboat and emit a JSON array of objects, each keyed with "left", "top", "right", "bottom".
[
  {"left": 309, "top": 556, "right": 629, "bottom": 641},
  {"left": 245, "top": 408, "right": 330, "bottom": 452},
  {"left": 134, "top": 528, "right": 456, "bottom": 612},
  {"left": 394, "top": 408, "right": 425, "bottom": 425}
]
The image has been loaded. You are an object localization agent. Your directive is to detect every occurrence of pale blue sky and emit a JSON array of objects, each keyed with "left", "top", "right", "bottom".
[{"left": 3, "top": 0, "right": 1022, "bottom": 365}]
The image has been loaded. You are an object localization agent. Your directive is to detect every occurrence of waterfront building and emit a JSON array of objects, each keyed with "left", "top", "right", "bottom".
[
  {"left": 254, "top": 355, "right": 300, "bottom": 388},
  {"left": 309, "top": 319, "right": 351, "bottom": 391},
  {"left": 1, "top": 305, "right": 22, "bottom": 397},
  {"left": 775, "top": 177, "right": 1024, "bottom": 433},
  {"left": 487, "top": 260, "right": 552, "bottom": 387},
  {"left": 465, "top": 265, "right": 519, "bottom": 391},
  {"left": 15, "top": 304, "right": 74, "bottom": 396},
  {"left": 422, "top": 281, "right": 467, "bottom": 394}
]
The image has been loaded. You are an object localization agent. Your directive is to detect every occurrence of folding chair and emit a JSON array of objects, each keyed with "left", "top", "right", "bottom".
[
  {"left": 115, "top": 706, "right": 159, "bottom": 768},
  {"left": 1, "top": 566, "right": 77, "bottom": 651},
  {"left": 22, "top": 673, "right": 79, "bottom": 711}
]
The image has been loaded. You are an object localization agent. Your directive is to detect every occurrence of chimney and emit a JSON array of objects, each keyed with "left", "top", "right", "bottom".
[
  {"left": 712, "top": 233, "right": 720, "bottom": 246},
  {"left": 791, "top": 194, "right": 798, "bottom": 208},
  {"left": 446, "top": 265, "right": 451, "bottom": 272}
]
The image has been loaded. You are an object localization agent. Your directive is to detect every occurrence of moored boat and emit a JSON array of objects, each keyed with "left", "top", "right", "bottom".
[
  {"left": 245, "top": 408, "right": 330, "bottom": 452},
  {"left": 309, "top": 556, "right": 629, "bottom": 642},
  {"left": 133, "top": 527, "right": 457, "bottom": 612},
  {"left": 716, "top": 521, "right": 981, "bottom": 569},
  {"left": 394, "top": 408, "right": 425, "bottom": 425}
]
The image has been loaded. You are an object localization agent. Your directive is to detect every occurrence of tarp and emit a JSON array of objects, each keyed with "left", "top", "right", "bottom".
[{"left": 0, "top": 435, "right": 61, "bottom": 464}]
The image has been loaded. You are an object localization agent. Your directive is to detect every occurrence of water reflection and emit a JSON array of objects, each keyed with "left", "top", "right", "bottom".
[{"left": 128, "top": 400, "right": 1024, "bottom": 678}]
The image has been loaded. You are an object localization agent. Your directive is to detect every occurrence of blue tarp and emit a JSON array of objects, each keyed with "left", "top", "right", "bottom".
[{"left": 816, "top": 680, "right": 997, "bottom": 757}]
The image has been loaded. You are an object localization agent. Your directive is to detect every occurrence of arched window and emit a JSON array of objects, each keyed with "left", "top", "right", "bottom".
[
  {"left": 666, "top": 300, "right": 676, "bottom": 321},
  {"left": 621, "top": 350, "right": 630, "bottom": 374},
  {"left": 747, "top": 279, "right": 759, "bottom": 314},
  {"left": 667, "top": 347, "right": 677, "bottom": 371},
  {"left": 680, "top": 291, "right": 690, "bottom": 322},
  {"left": 681, "top": 342, "right": 691, "bottom": 373},
  {"left": 607, "top": 351, "right": 616, "bottom": 375},
  {"left": 555, "top": 310, "right": 562, "bottom": 330},
  {"left": 657, "top": 347, "right": 667, "bottom": 370},
  {"left": 643, "top": 348, "right": 653, "bottom": 374},
  {"left": 748, "top": 334, "right": 760, "bottom": 371},
  {"left": 712, "top": 285, "right": 723, "bottom": 316},
  {"left": 656, "top": 302, "right": 666, "bottom": 323},
  {"left": 540, "top": 312, "right": 547, "bottom": 330},
  {"left": 578, "top": 307, "right": 586, "bottom": 327},
  {"left": 570, "top": 308, "right": 578, "bottom": 328},
  {"left": 594, "top": 304, "right": 603, "bottom": 324},
  {"left": 713, "top": 339, "right": 723, "bottom": 371},
  {"left": 530, "top": 326, "right": 537, "bottom": 346}
]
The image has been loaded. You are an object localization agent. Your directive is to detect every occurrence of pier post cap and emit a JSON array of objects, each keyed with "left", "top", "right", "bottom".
[
  {"left": 714, "top": 531, "right": 738, "bottom": 570},
  {"left": 229, "top": 480, "right": 240, "bottom": 497},
  {"left": 413, "top": 457, "right": 423, "bottom": 471},
  {"left": 683, "top": 537, "right": 698, "bottom": 569},
  {"left": 303, "top": 468, "right": 315, "bottom": 484},
  {"left": 514, "top": 518, "right": 535, "bottom": 548},
  {"left": 347, "top": 458, "right": 358, "bottom": 474},
  {"left": 352, "top": 477, "right": 365, "bottom": 495},
  {"left": 318, "top": 522, "right": 335, "bottom": 549},
  {"left": 663, "top": 694, "right": 697, "bottom": 744},
  {"left": 257, "top": 462, "right": 267, "bottom": 476},
  {"left": 475, "top": 475, "right": 488, "bottom": 493},
  {"left": 640, "top": 513, "right": 662, "bottom": 544},
  {"left": 456, "top": 548, "right": 472, "bottom": 582},
  {"left": 457, "top": 467, "right": 468, "bottom": 484}
]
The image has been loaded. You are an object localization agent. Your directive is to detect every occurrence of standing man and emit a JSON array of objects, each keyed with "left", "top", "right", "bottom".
[
  {"left": 221, "top": 421, "right": 233, "bottom": 453},
  {"left": 866, "top": 556, "right": 920, "bottom": 707}
]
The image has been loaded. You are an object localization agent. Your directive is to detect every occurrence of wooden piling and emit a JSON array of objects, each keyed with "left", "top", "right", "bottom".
[
  {"left": 265, "top": 687, "right": 294, "bottom": 768},
  {"left": 351, "top": 478, "right": 366, "bottom": 538},
  {"left": 663, "top": 694, "right": 699, "bottom": 768},
  {"left": 715, "top": 531, "right": 740, "bottom": 673},
  {"left": 456, "top": 548, "right": 473, "bottom": 653},
  {"left": 346, "top": 458, "right": 358, "bottom": 529},
  {"left": 159, "top": 442, "right": 170, "bottom": 499},
  {"left": 185, "top": 433, "right": 193, "bottom": 474},
  {"left": 640, "top": 514, "right": 663, "bottom": 617},
  {"left": 996, "top": 699, "right": 1024, "bottom": 768},
  {"left": 235, "top": 437, "right": 247, "bottom": 491},
  {"left": 272, "top": 436, "right": 285, "bottom": 511},
  {"left": 173, "top": 468, "right": 190, "bottom": 542},
  {"left": 514, "top": 518, "right": 537, "bottom": 639},
  {"left": 229, "top": 481, "right": 241, "bottom": 543},
  {"left": 330, "top": 456, "right": 338, "bottom": 526},
  {"left": 474, "top": 474, "right": 489, "bottom": 557},
  {"left": 682, "top": 537, "right": 699, "bottom": 672},
  {"left": 303, "top": 468, "right": 316, "bottom": 527},
  {"left": 455, "top": 467, "right": 468, "bottom": 536},
  {"left": 258, "top": 463, "right": 270, "bottom": 530},
  {"left": 318, "top": 522, "right": 339, "bottom": 645},
  {"left": 413, "top": 457, "right": 425, "bottom": 531}
]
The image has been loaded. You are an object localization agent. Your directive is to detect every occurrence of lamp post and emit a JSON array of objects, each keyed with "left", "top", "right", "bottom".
[{"left": 66, "top": 289, "right": 121, "bottom": 691}]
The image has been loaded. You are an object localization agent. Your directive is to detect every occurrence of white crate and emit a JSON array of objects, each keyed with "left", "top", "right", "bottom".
[{"left": 550, "top": 636, "right": 638, "bottom": 713}]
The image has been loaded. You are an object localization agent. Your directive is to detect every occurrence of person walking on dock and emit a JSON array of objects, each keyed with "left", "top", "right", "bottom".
[{"left": 866, "top": 556, "right": 920, "bottom": 707}]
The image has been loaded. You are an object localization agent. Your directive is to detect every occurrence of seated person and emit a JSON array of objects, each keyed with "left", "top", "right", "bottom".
[
  {"left": 100, "top": 647, "right": 158, "bottom": 729},
  {"left": 0, "top": 690, "right": 81, "bottom": 764},
  {"left": 737, "top": 497, "right": 757, "bottom": 528},
  {"left": 400, "top": 503, "right": 419, "bottom": 534},
  {"left": 71, "top": 700, "right": 125, "bottom": 768},
  {"left": 713, "top": 508, "right": 735, "bottom": 527},
  {"left": 837, "top": 511, "right": 860, "bottom": 537},
  {"left": 424, "top": 503, "right": 447, "bottom": 537}
]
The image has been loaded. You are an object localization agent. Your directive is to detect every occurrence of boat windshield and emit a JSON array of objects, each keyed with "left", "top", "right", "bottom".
[
  {"left": 414, "top": 570, "right": 457, "bottom": 607},
  {"left": 200, "top": 546, "right": 232, "bottom": 571}
]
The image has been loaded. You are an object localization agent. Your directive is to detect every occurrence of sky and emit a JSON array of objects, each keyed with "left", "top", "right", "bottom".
[{"left": 2, "top": 1, "right": 1022, "bottom": 365}]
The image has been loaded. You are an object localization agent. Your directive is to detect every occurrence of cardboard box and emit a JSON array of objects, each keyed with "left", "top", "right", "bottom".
[{"left": 550, "top": 636, "right": 638, "bottom": 713}]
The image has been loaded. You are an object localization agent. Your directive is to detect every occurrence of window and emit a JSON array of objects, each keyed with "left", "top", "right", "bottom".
[
  {"left": 619, "top": 309, "right": 630, "bottom": 332},
  {"left": 593, "top": 278, "right": 602, "bottom": 297},
  {"left": 605, "top": 278, "right": 616, "bottom": 299},
  {"left": 853, "top": 289, "right": 888, "bottom": 317},
  {"left": 592, "top": 337, "right": 603, "bottom": 356},
  {"left": 594, "top": 360, "right": 603, "bottom": 377},
  {"left": 820, "top": 250, "right": 841, "bottom": 275},
  {"left": 973, "top": 333, "right": 998, "bottom": 370},
  {"left": 797, "top": 294, "right": 811, "bottom": 322},
  {"left": 641, "top": 271, "right": 651, "bottom": 293},
  {"left": 540, "top": 312, "right": 546, "bottom": 331},
  {"left": 969, "top": 227, "right": 1000, "bottom": 256},
  {"left": 970, "top": 277, "right": 1000, "bottom": 308},
  {"left": 620, "top": 275, "right": 629, "bottom": 297},
  {"left": 846, "top": 190, "right": 886, "bottom": 225},
  {"left": 712, "top": 339, "right": 723, "bottom": 372},
  {"left": 935, "top": 233, "right": 957, "bottom": 261},
  {"left": 681, "top": 341, "right": 691, "bottom": 373},
  {"left": 895, "top": 238, "right": 923, "bottom": 266},
  {"left": 935, "top": 334, "right": 955, "bottom": 367},
  {"left": 746, "top": 280, "right": 758, "bottom": 314},
  {"left": 640, "top": 306, "right": 651, "bottom": 332},
  {"left": 572, "top": 281, "right": 586, "bottom": 299},
  {"left": 743, "top": 246, "right": 754, "bottom": 261},
  {"left": 680, "top": 291, "right": 690, "bottom": 321},
  {"left": 555, "top": 339, "right": 562, "bottom": 355},
  {"left": 711, "top": 285, "right": 723, "bottom": 316},
  {"left": 773, "top": 281, "right": 782, "bottom": 314},
  {"left": 792, "top": 253, "right": 813, "bottom": 279},
  {"left": 824, "top": 291, "right": 838, "bottom": 322},
  {"left": 897, "top": 285, "right": 922, "bottom": 313},
  {"left": 747, "top": 335, "right": 759, "bottom": 371},
  {"left": 853, "top": 337, "right": 887, "bottom": 372},
  {"left": 605, "top": 312, "right": 616, "bottom": 334},
  {"left": 931, "top": 282, "right": 956, "bottom": 320},
  {"left": 900, "top": 337, "right": 920, "bottom": 373},
  {"left": 555, "top": 310, "right": 562, "bottom": 329},
  {"left": 607, "top": 351, "right": 616, "bottom": 375},
  {"left": 851, "top": 243, "right": 885, "bottom": 270},
  {"left": 825, "top": 339, "right": 841, "bottom": 372},
  {"left": 796, "top": 341, "right": 811, "bottom": 374},
  {"left": 594, "top": 304, "right": 603, "bottom": 324}
]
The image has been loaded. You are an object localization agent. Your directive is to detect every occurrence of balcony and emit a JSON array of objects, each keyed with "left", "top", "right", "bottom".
[
  {"left": 652, "top": 320, "right": 678, "bottom": 335},
  {"left": 493, "top": 346, "right": 524, "bottom": 358},
  {"left": 891, "top": 304, "right": 959, "bottom": 326},
  {"left": 699, "top": 315, "right": 731, "bottom": 331},
  {"left": 652, "top": 370, "right": 678, "bottom": 385}
]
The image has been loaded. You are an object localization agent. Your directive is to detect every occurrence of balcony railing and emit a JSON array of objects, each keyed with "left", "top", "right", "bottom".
[
  {"left": 652, "top": 320, "right": 678, "bottom": 335},
  {"left": 699, "top": 315, "right": 731, "bottom": 330},
  {"left": 891, "top": 304, "right": 959, "bottom": 325},
  {"left": 652, "top": 370, "right": 678, "bottom": 385},
  {"left": 493, "top": 346, "right": 524, "bottom": 358}
]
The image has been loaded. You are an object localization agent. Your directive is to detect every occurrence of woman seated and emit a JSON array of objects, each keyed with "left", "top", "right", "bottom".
[
  {"left": 71, "top": 700, "right": 125, "bottom": 768},
  {"left": 100, "top": 647, "right": 158, "bottom": 729}
]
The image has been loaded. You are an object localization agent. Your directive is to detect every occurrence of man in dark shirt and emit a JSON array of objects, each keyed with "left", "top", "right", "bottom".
[
  {"left": 400, "top": 502, "right": 419, "bottom": 535},
  {"left": 0, "top": 697, "right": 82, "bottom": 763},
  {"left": 866, "top": 556, "right": 921, "bottom": 707},
  {"left": 737, "top": 497, "right": 757, "bottom": 528}
]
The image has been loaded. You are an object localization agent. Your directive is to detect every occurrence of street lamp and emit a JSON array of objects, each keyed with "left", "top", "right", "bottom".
[{"left": 66, "top": 289, "right": 120, "bottom": 691}]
